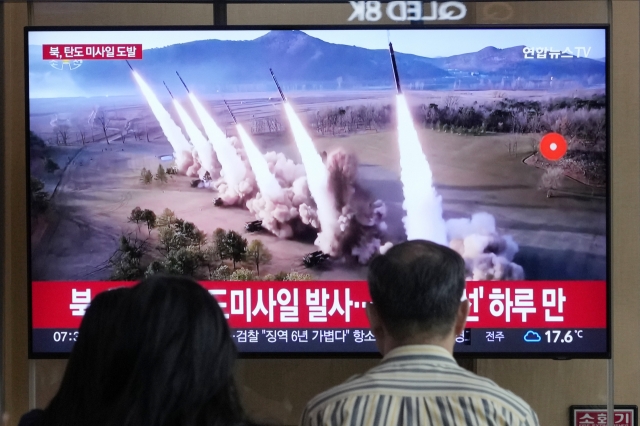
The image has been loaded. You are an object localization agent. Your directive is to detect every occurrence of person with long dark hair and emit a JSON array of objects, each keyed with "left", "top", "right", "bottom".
[
  {"left": 19, "top": 287, "right": 131, "bottom": 426},
  {"left": 103, "top": 274, "right": 254, "bottom": 426},
  {"left": 20, "top": 275, "right": 260, "bottom": 426}
]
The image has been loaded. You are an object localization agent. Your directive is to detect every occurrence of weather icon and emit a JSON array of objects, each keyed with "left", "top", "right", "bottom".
[{"left": 524, "top": 331, "right": 542, "bottom": 342}]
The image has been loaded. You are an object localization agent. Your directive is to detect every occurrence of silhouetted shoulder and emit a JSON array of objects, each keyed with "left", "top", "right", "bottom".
[{"left": 18, "top": 409, "right": 44, "bottom": 426}]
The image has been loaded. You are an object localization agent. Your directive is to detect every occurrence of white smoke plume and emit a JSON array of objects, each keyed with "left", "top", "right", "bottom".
[
  {"left": 379, "top": 241, "right": 394, "bottom": 255},
  {"left": 263, "top": 151, "right": 307, "bottom": 189},
  {"left": 299, "top": 202, "right": 320, "bottom": 229},
  {"left": 246, "top": 193, "right": 298, "bottom": 238},
  {"left": 236, "top": 124, "right": 284, "bottom": 201},
  {"left": 283, "top": 102, "right": 341, "bottom": 256},
  {"left": 188, "top": 93, "right": 248, "bottom": 201},
  {"left": 186, "top": 148, "right": 201, "bottom": 177},
  {"left": 271, "top": 100, "right": 388, "bottom": 262},
  {"left": 174, "top": 150, "right": 195, "bottom": 174},
  {"left": 130, "top": 72, "right": 194, "bottom": 173},
  {"left": 290, "top": 175, "right": 313, "bottom": 207},
  {"left": 244, "top": 149, "right": 312, "bottom": 238},
  {"left": 447, "top": 212, "right": 524, "bottom": 280},
  {"left": 344, "top": 198, "right": 388, "bottom": 264},
  {"left": 213, "top": 136, "right": 256, "bottom": 205},
  {"left": 394, "top": 96, "right": 522, "bottom": 278},
  {"left": 241, "top": 142, "right": 386, "bottom": 263},
  {"left": 322, "top": 149, "right": 388, "bottom": 264},
  {"left": 173, "top": 99, "right": 220, "bottom": 178},
  {"left": 396, "top": 94, "right": 448, "bottom": 245}
]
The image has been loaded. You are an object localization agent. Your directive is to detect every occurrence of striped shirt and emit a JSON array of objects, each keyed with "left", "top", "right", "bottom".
[{"left": 300, "top": 345, "right": 539, "bottom": 426}]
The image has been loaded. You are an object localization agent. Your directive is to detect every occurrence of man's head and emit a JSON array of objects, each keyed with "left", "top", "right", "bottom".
[{"left": 366, "top": 240, "right": 468, "bottom": 354}]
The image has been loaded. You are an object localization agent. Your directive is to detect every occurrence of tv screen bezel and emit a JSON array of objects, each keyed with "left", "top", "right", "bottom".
[{"left": 24, "top": 24, "right": 611, "bottom": 360}]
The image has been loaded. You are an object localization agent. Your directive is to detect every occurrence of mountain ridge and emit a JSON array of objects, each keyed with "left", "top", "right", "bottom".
[{"left": 28, "top": 30, "right": 606, "bottom": 98}]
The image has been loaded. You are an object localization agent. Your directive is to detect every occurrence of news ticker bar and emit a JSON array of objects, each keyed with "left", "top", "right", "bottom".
[
  {"left": 32, "top": 280, "right": 606, "bottom": 330},
  {"left": 32, "top": 328, "right": 607, "bottom": 354}
]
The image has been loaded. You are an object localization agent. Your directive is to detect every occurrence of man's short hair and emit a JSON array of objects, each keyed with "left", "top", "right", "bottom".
[{"left": 368, "top": 240, "right": 466, "bottom": 339}]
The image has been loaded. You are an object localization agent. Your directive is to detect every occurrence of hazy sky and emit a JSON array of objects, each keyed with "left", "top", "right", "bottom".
[{"left": 28, "top": 28, "right": 606, "bottom": 59}]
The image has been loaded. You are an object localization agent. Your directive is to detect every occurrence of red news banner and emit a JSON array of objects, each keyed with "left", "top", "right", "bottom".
[
  {"left": 32, "top": 280, "right": 606, "bottom": 329},
  {"left": 42, "top": 44, "right": 143, "bottom": 60}
]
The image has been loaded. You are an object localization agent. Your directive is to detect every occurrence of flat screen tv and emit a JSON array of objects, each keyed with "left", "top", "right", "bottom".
[{"left": 26, "top": 26, "right": 609, "bottom": 358}]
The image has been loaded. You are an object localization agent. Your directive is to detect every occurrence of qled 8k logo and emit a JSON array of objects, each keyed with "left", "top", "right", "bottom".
[{"left": 348, "top": 1, "right": 467, "bottom": 22}]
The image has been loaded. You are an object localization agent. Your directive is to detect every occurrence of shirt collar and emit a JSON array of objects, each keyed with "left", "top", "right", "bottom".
[{"left": 380, "top": 344, "right": 458, "bottom": 365}]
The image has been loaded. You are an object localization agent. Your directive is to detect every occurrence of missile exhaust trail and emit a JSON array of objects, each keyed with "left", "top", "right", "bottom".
[
  {"left": 388, "top": 42, "right": 402, "bottom": 94},
  {"left": 273, "top": 67, "right": 338, "bottom": 254},
  {"left": 389, "top": 41, "right": 447, "bottom": 244},
  {"left": 128, "top": 69, "right": 193, "bottom": 171},
  {"left": 125, "top": 60, "right": 134, "bottom": 71},
  {"left": 186, "top": 92, "right": 248, "bottom": 192},
  {"left": 176, "top": 71, "right": 190, "bottom": 93},
  {"left": 224, "top": 100, "right": 237, "bottom": 124},
  {"left": 269, "top": 68, "right": 287, "bottom": 102},
  {"left": 163, "top": 81, "right": 175, "bottom": 99}
]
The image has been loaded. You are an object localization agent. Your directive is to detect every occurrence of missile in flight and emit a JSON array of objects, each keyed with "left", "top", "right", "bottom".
[
  {"left": 176, "top": 71, "right": 190, "bottom": 93},
  {"left": 388, "top": 42, "right": 402, "bottom": 94},
  {"left": 224, "top": 100, "right": 237, "bottom": 124},
  {"left": 269, "top": 68, "right": 287, "bottom": 102},
  {"left": 125, "top": 60, "right": 134, "bottom": 71},
  {"left": 163, "top": 81, "right": 175, "bottom": 99}
]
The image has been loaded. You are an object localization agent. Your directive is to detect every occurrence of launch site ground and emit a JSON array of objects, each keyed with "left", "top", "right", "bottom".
[{"left": 30, "top": 90, "right": 606, "bottom": 282}]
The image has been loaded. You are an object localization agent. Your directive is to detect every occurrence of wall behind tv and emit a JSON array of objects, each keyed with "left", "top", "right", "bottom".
[{"left": 3, "top": 2, "right": 638, "bottom": 426}]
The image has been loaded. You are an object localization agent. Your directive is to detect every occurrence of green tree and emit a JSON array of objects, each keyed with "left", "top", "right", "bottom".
[
  {"left": 230, "top": 268, "right": 256, "bottom": 281},
  {"left": 44, "top": 158, "right": 60, "bottom": 174},
  {"left": 30, "top": 131, "right": 46, "bottom": 150},
  {"left": 155, "top": 164, "right": 168, "bottom": 183},
  {"left": 141, "top": 209, "right": 156, "bottom": 234},
  {"left": 174, "top": 219, "right": 206, "bottom": 247},
  {"left": 271, "top": 271, "right": 288, "bottom": 281},
  {"left": 158, "top": 227, "right": 183, "bottom": 254},
  {"left": 30, "top": 176, "right": 49, "bottom": 215},
  {"left": 246, "top": 239, "right": 272, "bottom": 276},
  {"left": 30, "top": 131, "right": 48, "bottom": 162},
  {"left": 212, "top": 228, "right": 227, "bottom": 262},
  {"left": 156, "top": 208, "right": 177, "bottom": 229},
  {"left": 140, "top": 168, "right": 153, "bottom": 184},
  {"left": 110, "top": 253, "right": 142, "bottom": 281},
  {"left": 128, "top": 207, "right": 144, "bottom": 226},
  {"left": 156, "top": 216, "right": 207, "bottom": 260},
  {"left": 202, "top": 243, "right": 222, "bottom": 276},
  {"left": 284, "top": 271, "right": 313, "bottom": 281},
  {"left": 193, "top": 228, "right": 207, "bottom": 248},
  {"left": 163, "top": 247, "right": 202, "bottom": 276},
  {"left": 109, "top": 235, "right": 146, "bottom": 280},
  {"left": 211, "top": 264, "right": 231, "bottom": 281},
  {"left": 221, "top": 230, "right": 247, "bottom": 269},
  {"left": 144, "top": 260, "right": 165, "bottom": 278}
]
